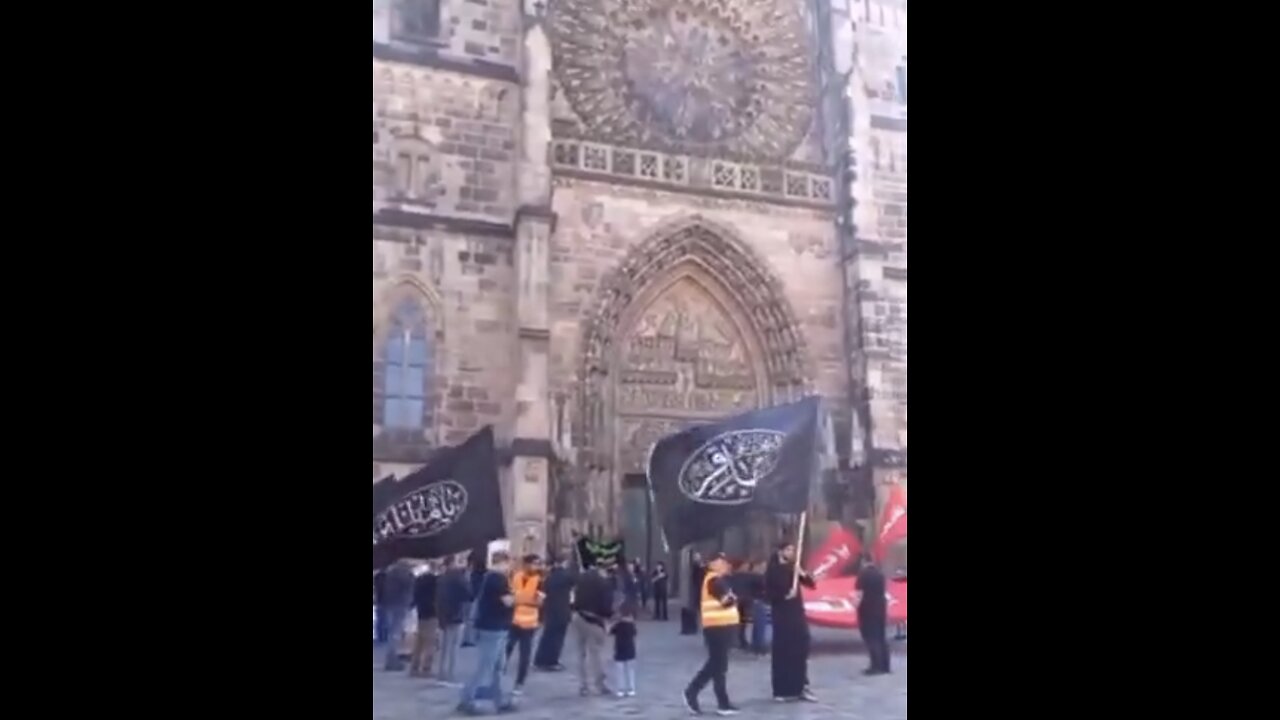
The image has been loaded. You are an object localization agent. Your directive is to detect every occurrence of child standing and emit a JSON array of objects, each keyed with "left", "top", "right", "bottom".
[{"left": 610, "top": 604, "right": 638, "bottom": 697}]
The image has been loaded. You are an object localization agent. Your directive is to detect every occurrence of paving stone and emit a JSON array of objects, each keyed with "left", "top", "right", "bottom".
[{"left": 373, "top": 621, "right": 906, "bottom": 719}]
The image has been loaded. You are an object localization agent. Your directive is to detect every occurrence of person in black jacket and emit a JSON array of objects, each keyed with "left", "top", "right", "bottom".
[
  {"left": 435, "top": 553, "right": 473, "bottom": 685},
  {"left": 382, "top": 559, "right": 417, "bottom": 672},
  {"left": 409, "top": 563, "right": 438, "bottom": 677},
  {"left": 856, "top": 554, "right": 891, "bottom": 675},
  {"left": 651, "top": 562, "right": 670, "bottom": 621},
  {"left": 610, "top": 602, "right": 638, "bottom": 697},
  {"left": 684, "top": 552, "right": 707, "bottom": 635},
  {"left": 572, "top": 561, "right": 615, "bottom": 696},
  {"left": 731, "top": 559, "right": 755, "bottom": 651},
  {"left": 632, "top": 560, "right": 650, "bottom": 613},
  {"left": 533, "top": 555, "right": 574, "bottom": 671}
]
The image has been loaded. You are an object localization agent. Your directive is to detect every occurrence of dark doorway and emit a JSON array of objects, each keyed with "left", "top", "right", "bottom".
[{"left": 620, "top": 473, "right": 657, "bottom": 572}]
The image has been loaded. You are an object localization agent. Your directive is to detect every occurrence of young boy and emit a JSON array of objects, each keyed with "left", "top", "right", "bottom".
[{"left": 610, "top": 603, "right": 638, "bottom": 697}]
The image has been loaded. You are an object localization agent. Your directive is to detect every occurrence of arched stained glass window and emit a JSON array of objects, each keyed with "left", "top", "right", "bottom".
[{"left": 381, "top": 298, "right": 432, "bottom": 429}]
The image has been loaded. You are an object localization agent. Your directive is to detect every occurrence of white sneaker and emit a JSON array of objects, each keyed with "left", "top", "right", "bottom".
[
  {"left": 616, "top": 691, "right": 627, "bottom": 698},
  {"left": 626, "top": 691, "right": 636, "bottom": 697}
]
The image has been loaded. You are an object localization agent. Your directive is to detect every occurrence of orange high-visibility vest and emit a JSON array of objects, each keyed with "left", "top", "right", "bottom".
[
  {"left": 700, "top": 571, "right": 740, "bottom": 627},
  {"left": 511, "top": 570, "right": 542, "bottom": 629}
]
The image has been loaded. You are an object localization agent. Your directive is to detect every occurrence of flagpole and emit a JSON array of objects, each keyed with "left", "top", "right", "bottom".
[
  {"left": 643, "top": 441, "right": 670, "bottom": 554},
  {"left": 790, "top": 510, "right": 808, "bottom": 596}
]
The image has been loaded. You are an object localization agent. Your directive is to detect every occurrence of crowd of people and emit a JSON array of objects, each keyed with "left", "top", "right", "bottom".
[{"left": 373, "top": 543, "right": 894, "bottom": 716}]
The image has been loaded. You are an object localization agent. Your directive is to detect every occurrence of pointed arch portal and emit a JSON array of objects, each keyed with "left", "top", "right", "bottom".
[{"left": 567, "top": 215, "right": 814, "bottom": 551}]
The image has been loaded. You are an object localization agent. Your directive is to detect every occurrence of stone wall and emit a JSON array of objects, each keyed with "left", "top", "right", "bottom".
[
  {"left": 373, "top": 63, "right": 520, "bottom": 223},
  {"left": 372, "top": 226, "right": 518, "bottom": 457},
  {"left": 833, "top": 0, "right": 907, "bottom": 514},
  {"left": 370, "top": 0, "right": 907, "bottom": 549},
  {"left": 374, "top": 0, "right": 523, "bottom": 67},
  {"left": 372, "top": 0, "right": 526, "bottom": 494}
]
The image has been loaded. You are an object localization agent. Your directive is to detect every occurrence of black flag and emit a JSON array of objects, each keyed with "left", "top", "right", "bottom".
[
  {"left": 372, "top": 426, "right": 505, "bottom": 568},
  {"left": 576, "top": 537, "right": 625, "bottom": 569},
  {"left": 647, "top": 396, "right": 821, "bottom": 550}
]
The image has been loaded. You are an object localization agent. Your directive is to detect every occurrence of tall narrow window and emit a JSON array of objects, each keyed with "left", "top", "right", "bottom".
[
  {"left": 416, "top": 155, "right": 432, "bottom": 197},
  {"left": 394, "top": 0, "right": 441, "bottom": 41},
  {"left": 895, "top": 65, "right": 907, "bottom": 104},
  {"left": 396, "top": 153, "right": 414, "bottom": 197},
  {"left": 382, "top": 298, "right": 431, "bottom": 429}
]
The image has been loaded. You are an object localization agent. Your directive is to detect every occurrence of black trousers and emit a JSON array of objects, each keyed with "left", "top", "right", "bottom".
[
  {"left": 859, "top": 616, "right": 891, "bottom": 672},
  {"left": 533, "top": 620, "right": 568, "bottom": 667},
  {"left": 687, "top": 626, "right": 734, "bottom": 709},
  {"left": 653, "top": 591, "right": 669, "bottom": 620},
  {"left": 505, "top": 626, "right": 536, "bottom": 685}
]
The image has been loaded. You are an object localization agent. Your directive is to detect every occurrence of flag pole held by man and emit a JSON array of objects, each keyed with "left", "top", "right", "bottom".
[{"left": 646, "top": 396, "right": 822, "bottom": 714}]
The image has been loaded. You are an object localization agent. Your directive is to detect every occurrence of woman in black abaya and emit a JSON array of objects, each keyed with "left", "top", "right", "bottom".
[{"left": 764, "top": 541, "right": 818, "bottom": 702}]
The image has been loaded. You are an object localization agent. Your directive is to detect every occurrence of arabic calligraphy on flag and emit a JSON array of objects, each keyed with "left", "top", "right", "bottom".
[{"left": 371, "top": 426, "right": 505, "bottom": 568}]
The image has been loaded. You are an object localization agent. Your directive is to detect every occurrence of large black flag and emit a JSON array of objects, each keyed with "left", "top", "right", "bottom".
[
  {"left": 647, "top": 396, "right": 821, "bottom": 550},
  {"left": 372, "top": 426, "right": 505, "bottom": 568}
]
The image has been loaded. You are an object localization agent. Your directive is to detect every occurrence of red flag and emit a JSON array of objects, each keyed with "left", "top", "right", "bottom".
[
  {"left": 803, "top": 575, "right": 908, "bottom": 628},
  {"left": 873, "top": 485, "right": 907, "bottom": 562},
  {"left": 805, "top": 523, "right": 862, "bottom": 580}
]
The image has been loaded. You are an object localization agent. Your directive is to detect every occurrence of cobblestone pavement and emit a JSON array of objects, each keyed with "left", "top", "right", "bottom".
[{"left": 374, "top": 620, "right": 906, "bottom": 720}]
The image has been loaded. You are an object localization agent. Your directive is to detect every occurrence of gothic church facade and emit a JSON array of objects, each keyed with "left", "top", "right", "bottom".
[{"left": 373, "top": 0, "right": 906, "bottom": 560}]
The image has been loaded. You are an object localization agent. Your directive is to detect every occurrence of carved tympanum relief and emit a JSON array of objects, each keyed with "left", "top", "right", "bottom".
[{"left": 617, "top": 278, "right": 760, "bottom": 415}]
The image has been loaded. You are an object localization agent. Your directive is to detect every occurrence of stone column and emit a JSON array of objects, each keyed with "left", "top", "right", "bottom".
[
  {"left": 831, "top": 0, "right": 908, "bottom": 526},
  {"left": 507, "top": 10, "right": 556, "bottom": 555}
]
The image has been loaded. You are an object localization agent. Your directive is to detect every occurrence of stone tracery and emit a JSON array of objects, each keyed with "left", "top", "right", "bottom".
[
  {"left": 549, "top": 0, "right": 816, "bottom": 161},
  {"left": 562, "top": 216, "right": 813, "bottom": 533}
]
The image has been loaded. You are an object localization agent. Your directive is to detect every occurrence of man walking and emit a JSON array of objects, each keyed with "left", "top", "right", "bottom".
[
  {"left": 533, "top": 555, "right": 574, "bottom": 670},
  {"left": 435, "top": 553, "right": 472, "bottom": 686},
  {"left": 572, "top": 559, "right": 615, "bottom": 696},
  {"left": 458, "top": 551, "right": 516, "bottom": 715},
  {"left": 505, "top": 554, "right": 544, "bottom": 695},
  {"left": 409, "top": 561, "right": 438, "bottom": 677},
  {"left": 381, "top": 559, "right": 417, "bottom": 672},
  {"left": 856, "top": 553, "right": 891, "bottom": 675},
  {"left": 683, "top": 553, "right": 740, "bottom": 716}
]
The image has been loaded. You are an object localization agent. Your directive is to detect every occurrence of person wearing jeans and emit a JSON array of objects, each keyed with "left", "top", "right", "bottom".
[
  {"left": 436, "top": 554, "right": 472, "bottom": 685},
  {"left": 751, "top": 602, "right": 771, "bottom": 655},
  {"left": 463, "top": 560, "right": 486, "bottom": 647},
  {"left": 458, "top": 552, "right": 516, "bottom": 715},
  {"left": 381, "top": 560, "right": 417, "bottom": 672}
]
